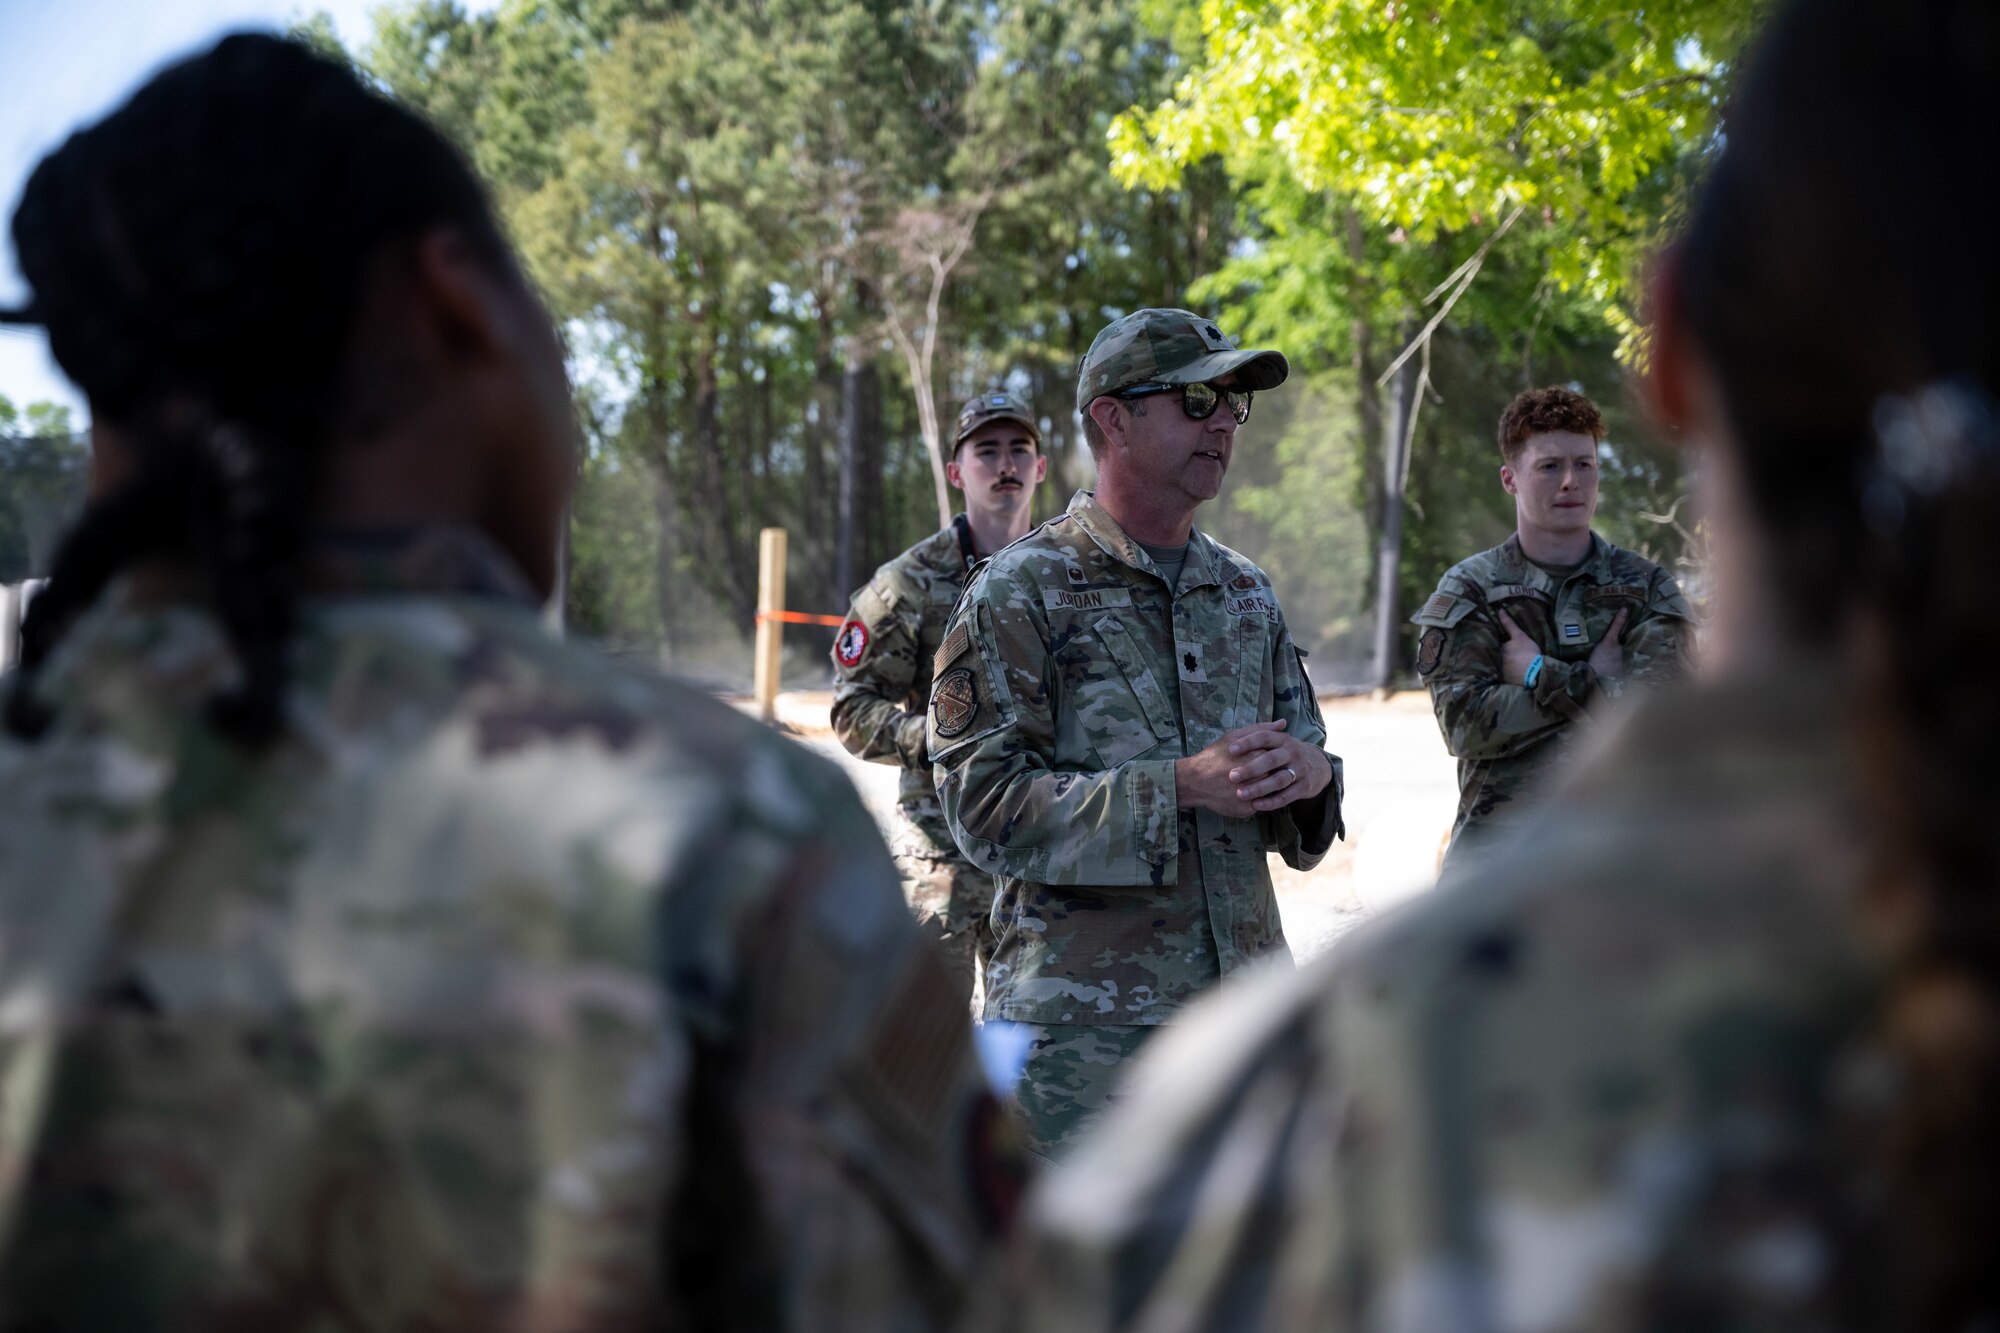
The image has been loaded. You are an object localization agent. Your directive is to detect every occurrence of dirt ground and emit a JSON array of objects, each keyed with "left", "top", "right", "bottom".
[{"left": 747, "top": 688, "right": 1459, "bottom": 962}]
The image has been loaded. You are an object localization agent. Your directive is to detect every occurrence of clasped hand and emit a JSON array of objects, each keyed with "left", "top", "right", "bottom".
[{"left": 1175, "top": 719, "right": 1330, "bottom": 818}]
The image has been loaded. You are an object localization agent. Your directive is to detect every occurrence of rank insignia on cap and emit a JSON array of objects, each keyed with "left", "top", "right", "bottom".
[
  {"left": 989, "top": 395, "right": 1009, "bottom": 407},
  {"left": 933, "top": 667, "right": 978, "bottom": 738},
  {"left": 834, "top": 619, "right": 870, "bottom": 667},
  {"left": 1195, "top": 321, "right": 1233, "bottom": 351}
]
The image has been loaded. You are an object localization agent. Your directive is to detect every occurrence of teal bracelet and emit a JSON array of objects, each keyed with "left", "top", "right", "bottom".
[{"left": 1524, "top": 655, "right": 1545, "bottom": 688}]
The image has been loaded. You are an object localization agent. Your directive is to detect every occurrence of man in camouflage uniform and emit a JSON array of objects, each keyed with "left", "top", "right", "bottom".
[
  {"left": 831, "top": 390, "right": 1048, "bottom": 1004},
  {"left": 930, "top": 309, "right": 1343, "bottom": 1162},
  {"left": 1412, "top": 386, "right": 1692, "bottom": 865}
]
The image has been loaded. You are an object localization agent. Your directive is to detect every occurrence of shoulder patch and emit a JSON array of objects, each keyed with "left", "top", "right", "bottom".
[
  {"left": 834, "top": 618, "right": 869, "bottom": 667},
  {"left": 1644, "top": 570, "right": 1695, "bottom": 621},
  {"left": 1411, "top": 590, "right": 1477, "bottom": 629},
  {"left": 1417, "top": 627, "right": 1446, "bottom": 675},
  {"left": 934, "top": 620, "right": 970, "bottom": 675},
  {"left": 931, "top": 667, "right": 979, "bottom": 739}
]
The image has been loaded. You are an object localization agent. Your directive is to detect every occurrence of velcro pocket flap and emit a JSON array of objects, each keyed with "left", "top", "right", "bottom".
[{"left": 1411, "top": 590, "right": 1477, "bottom": 629}]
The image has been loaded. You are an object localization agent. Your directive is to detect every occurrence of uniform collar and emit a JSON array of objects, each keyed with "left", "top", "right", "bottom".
[
  {"left": 1499, "top": 530, "right": 1614, "bottom": 594},
  {"left": 1067, "top": 490, "right": 1222, "bottom": 591}
]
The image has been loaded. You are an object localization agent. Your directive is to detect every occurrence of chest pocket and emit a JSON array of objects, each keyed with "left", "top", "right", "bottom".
[
  {"left": 1087, "top": 615, "right": 1182, "bottom": 767},
  {"left": 1221, "top": 611, "right": 1274, "bottom": 733}
]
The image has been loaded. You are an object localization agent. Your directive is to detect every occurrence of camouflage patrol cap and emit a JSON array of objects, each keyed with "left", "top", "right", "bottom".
[
  {"left": 954, "top": 390, "right": 1041, "bottom": 446},
  {"left": 1076, "top": 308, "right": 1289, "bottom": 411}
]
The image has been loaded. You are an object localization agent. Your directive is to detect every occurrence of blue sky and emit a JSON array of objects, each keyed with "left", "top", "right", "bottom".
[{"left": 0, "top": 0, "right": 497, "bottom": 422}]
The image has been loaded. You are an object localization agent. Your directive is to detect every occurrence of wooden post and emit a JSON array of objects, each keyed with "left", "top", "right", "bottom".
[
  {"left": 754, "top": 527, "right": 787, "bottom": 722},
  {"left": 0, "top": 584, "right": 19, "bottom": 673}
]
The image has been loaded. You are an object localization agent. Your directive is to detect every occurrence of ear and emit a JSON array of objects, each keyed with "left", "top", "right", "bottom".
[
  {"left": 1086, "top": 397, "right": 1127, "bottom": 451},
  {"left": 946, "top": 457, "right": 965, "bottom": 490},
  {"left": 1031, "top": 453, "right": 1048, "bottom": 484},
  {"left": 406, "top": 227, "right": 513, "bottom": 365},
  {"left": 1499, "top": 463, "right": 1518, "bottom": 496}
]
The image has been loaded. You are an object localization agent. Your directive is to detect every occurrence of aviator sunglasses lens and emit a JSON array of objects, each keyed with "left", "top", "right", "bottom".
[{"left": 1180, "top": 382, "right": 1220, "bottom": 419}]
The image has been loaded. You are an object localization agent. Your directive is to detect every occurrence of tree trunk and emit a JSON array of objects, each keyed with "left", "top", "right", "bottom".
[
  {"left": 690, "top": 349, "right": 755, "bottom": 626},
  {"left": 858, "top": 359, "right": 885, "bottom": 573},
  {"left": 1369, "top": 320, "right": 1416, "bottom": 692},
  {"left": 651, "top": 451, "right": 681, "bottom": 663},
  {"left": 835, "top": 337, "right": 867, "bottom": 602}
]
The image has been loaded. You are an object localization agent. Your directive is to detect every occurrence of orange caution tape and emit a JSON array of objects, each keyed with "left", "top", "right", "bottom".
[{"left": 755, "top": 610, "right": 850, "bottom": 627}]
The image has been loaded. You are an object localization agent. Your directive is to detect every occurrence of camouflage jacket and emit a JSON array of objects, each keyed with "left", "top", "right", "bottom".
[
  {"left": 830, "top": 515, "right": 979, "bottom": 852},
  {"left": 929, "top": 491, "right": 1343, "bottom": 1027},
  {"left": 984, "top": 662, "right": 1903, "bottom": 1332},
  {"left": 0, "top": 527, "right": 1007, "bottom": 1332},
  {"left": 1412, "top": 533, "right": 1692, "bottom": 859}
]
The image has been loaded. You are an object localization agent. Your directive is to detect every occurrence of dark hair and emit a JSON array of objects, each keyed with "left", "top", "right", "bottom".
[
  {"left": 3, "top": 33, "right": 512, "bottom": 746},
  {"left": 1680, "top": 0, "right": 2000, "bottom": 1324},
  {"left": 1496, "top": 386, "right": 1604, "bottom": 462}
]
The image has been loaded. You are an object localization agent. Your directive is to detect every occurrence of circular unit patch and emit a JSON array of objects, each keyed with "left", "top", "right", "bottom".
[
  {"left": 932, "top": 667, "right": 979, "bottom": 738},
  {"left": 834, "top": 619, "right": 870, "bottom": 668},
  {"left": 1417, "top": 627, "right": 1445, "bottom": 676}
]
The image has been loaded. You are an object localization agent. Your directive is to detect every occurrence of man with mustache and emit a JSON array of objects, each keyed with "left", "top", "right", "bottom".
[
  {"left": 1413, "top": 386, "right": 1693, "bottom": 867},
  {"left": 929, "top": 309, "right": 1343, "bottom": 1161},
  {"left": 832, "top": 390, "right": 1049, "bottom": 1008}
]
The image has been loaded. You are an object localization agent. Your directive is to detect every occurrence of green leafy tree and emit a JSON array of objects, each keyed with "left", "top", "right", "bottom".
[
  {"left": 1, "top": 393, "right": 88, "bottom": 581},
  {"left": 1105, "top": 0, "right": 1761, "bottom": 682}
]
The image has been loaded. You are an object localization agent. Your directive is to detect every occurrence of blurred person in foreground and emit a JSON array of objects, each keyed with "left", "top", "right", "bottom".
[
  {"left": 0, "top": 35, "right": 1010, "bottom": 1331},
  {"left": 982, "top": 0, "right": 2000, "bottom": 1327},
  {"left": 930, "top": 309, "right": 1342, "bottom": 1164},
  {"left": 831, "top": 390, "right": 1048, "bottom": 1009},
  {"left": 1413, "top": 386, "right": 1693, "bottom": 868}
]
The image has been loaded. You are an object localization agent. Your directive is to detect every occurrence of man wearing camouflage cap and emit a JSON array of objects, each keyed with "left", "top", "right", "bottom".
[
  {"left": 832, "top": 389, "right": 1049, "bottom": 1006},
  {"left": 930, "top": 309, "right": 1344, "bottom": 1161}
]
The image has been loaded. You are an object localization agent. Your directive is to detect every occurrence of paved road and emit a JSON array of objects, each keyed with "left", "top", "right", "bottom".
[{"left": 756, "top": 689, "right": 1458, "bottom": 963}]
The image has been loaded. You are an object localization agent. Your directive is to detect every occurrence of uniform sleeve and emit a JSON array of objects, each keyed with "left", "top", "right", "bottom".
[
  {"left": 1413, "top": 582, "right": 1582, "bottom": 762},
  {"left": 1619, "top": 570, "right": 1695, "bottom": 690},
  {"left": 929, "top": 567, "right": 1180, "bottom": 887},
  {"left": 829, "top": 575, "right": 929, "bottom": 769},
  {"left": 658, "top": 746, "right": 1018, "bottom": 1331},
  {"left": 1262, "top": 620, "right": 1345, "bottom": 869}
]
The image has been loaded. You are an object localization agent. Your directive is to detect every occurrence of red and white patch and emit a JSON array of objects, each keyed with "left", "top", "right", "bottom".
[{"left": 834, "top": 619, "right": 870, "bottom": 667}]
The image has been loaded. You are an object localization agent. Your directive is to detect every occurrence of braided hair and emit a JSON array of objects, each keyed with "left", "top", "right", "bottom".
[
  {"left": 2, "top": 33, "right": 511, "bottom": 746},
  {"left": 1680, "top": 0, "right": 2000, "bottom": 1324}
]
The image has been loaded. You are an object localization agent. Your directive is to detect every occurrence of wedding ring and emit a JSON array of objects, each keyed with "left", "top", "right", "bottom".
[{"left": 1285, "top": 766, "right": 1297, "bottom": 784}]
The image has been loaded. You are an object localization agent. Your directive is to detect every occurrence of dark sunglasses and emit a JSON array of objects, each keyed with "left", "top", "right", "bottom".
[{"left": 1112, "top": 380, "right": 1253, "bottom": 424}]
